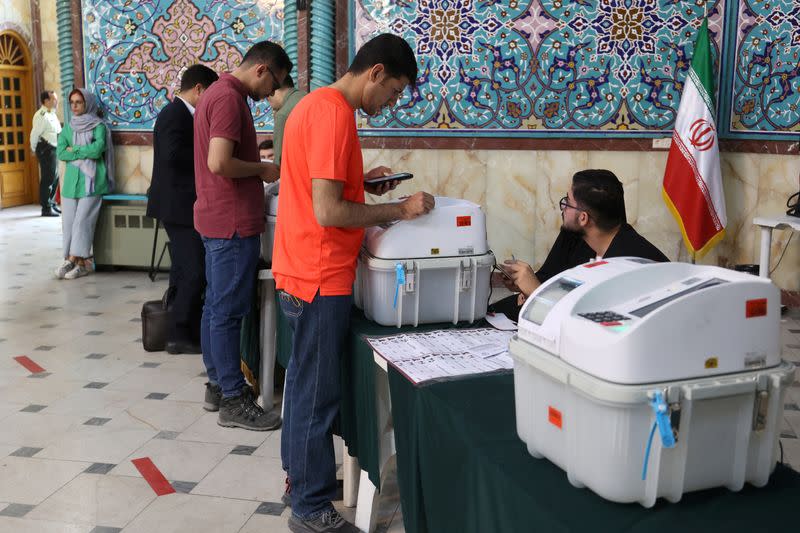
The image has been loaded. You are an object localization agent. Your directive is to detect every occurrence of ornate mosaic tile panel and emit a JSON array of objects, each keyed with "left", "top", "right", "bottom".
[
  {"left": 354, "top": 0, "right": 724, "bottom": 135},
  {"left": 82, "top": 0, "right": 284, "bottom": 132},
  {"left": 730, "top": 0, "right": 800, "bottom": 134}
]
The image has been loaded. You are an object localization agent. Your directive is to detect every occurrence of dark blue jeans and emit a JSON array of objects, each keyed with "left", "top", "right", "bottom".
[
  {"left": 200, "top": 234, "right": 259, "bottom": 398},
  {"left": 279, "top": 290, "right": 353, "bottom": 520}
]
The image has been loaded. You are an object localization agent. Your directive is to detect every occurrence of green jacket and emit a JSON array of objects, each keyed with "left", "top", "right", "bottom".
[{"left": 57, "top": 122, "right": 109, "bottom": 198}]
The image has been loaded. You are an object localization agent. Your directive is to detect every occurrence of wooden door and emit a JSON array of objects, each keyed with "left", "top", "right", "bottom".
[{"left": 0, "top": 31, "right": 36, "bottom": 209}]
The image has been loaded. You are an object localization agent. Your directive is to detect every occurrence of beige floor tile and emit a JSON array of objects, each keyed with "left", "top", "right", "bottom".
[
  {"left": 49, "top": 355, "right": 142, "bottom": 383},
  {"left": 155, "top": 354, "right": 206, "bottom": 375},
  {"left": 37, "top": 423, "right": 157, "bottom": 464},
  {"left": 110, "top": 439, "right": 233, "bottom": 483},
  {"left": 105, "top": 368, "right": 198, "bottom": 394},
  {"left": 27, "top": 473, "right": 155, "bottom": 527},
  {"left": 252, "top": 431, "right": 281, "bottom": 459},
  {"left": 41, "top": 388, "right": 146, "bottom": 418},
  {"left": 167, "top": 376, "right": 209, "bottom": 404},
  {"left": 0, "top": 445, "right": 17, "bottom": 458},
  {"left": 123, "top": 399, "right": 206, "bottom": 433},
  {"left": 238, "top": 512, "right": 293, "bottom": 533},
  {"left": 191, "top": 454, "right": 286, "bottom": 501},
  {"left": 0, "top": 402, "right": 28, "bottom": 423},
  {"left": 0, "top": 516, "right": 92, "bottom": 533},
  {"left": 177, "top": 412, "right": 271, "bottom": 447},
  {"left": 0, "top": 377, "right": 87, "bottom": 406},
  {"left": 385, "top": 512, "right": 407, "bottom": 533},
  {"left": 0, "top": 412, "right": 87, "bottom": 448},
  {"left": 120, "top": 493, "right": 259, "bottom": 533},
  {"left": 62, "top": 335, "right": 146, "bottom": 358},
  {"left": 0, "top": 456, "right": 89, "bottom": 505}
]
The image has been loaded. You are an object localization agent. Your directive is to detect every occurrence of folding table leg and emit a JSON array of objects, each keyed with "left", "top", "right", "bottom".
[
  {"left": 354, "top": 469, "right": 378, "bottom": 533},
  {"left": 343, "top": 449, "right": 360, "bottom": 508}
]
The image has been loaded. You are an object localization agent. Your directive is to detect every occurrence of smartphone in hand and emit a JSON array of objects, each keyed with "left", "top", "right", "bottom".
[
  {"left": 497, "top": 264, "right": 513, "bottom": 279},
  {"left": 365, "top": 172, "right": 414, "bottom": 185}
]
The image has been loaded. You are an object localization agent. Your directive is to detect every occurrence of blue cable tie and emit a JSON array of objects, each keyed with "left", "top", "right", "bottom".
[
  {"left": 652, "top": 391, "right": 676, "bottom": 449},
  {"left": 642, "top": 390, "right": 676, "bottom": 480},
  {"left": 393, "top": 263, "right": 405, "bottom": 309}
]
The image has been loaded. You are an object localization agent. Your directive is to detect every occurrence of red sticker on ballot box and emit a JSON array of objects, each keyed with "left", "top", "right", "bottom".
[
  {"left": 456, "top": 216, "right": 472, "bottom": 227},
  {"left": 583, "top": 261, "right": 608, "bottom": 268},
  {"left": 548, "top": 406, "right": 562, "bottom": 429},
  {"left": 745, "top": 298, "right": 768, "bottom": 318}
]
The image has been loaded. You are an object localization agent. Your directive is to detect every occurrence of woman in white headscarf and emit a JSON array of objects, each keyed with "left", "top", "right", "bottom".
[{"left": 55, "top": 88, "right": 115, "bottom": 280}]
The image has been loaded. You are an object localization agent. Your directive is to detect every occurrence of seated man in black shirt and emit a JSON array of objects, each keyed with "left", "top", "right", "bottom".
[{"left": 493, "top": 169, "right": 668, "bottom": 321}]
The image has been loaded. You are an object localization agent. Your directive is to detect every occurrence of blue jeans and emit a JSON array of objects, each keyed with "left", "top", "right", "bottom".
[
  {"left": 200, "top": 234, "right": 260, "bottom": 398},
  {"left": 279, "top": 290, "right": 353, "bottom": 520}
]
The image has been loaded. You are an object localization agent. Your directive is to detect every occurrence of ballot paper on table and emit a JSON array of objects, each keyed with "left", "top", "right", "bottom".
[
  {"left": 485, "top": 312, "right": 518, "bottom": 331},
  {"left": 366, "top": 328, "right": 514, "bottom": 385}
]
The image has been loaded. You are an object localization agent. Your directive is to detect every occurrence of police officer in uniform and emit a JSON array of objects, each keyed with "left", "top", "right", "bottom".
[{"left": 30, "top": 90, "right": 62, "bottom": 217}]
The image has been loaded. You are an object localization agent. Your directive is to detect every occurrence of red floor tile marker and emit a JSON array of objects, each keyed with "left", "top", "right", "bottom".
[
  {"left": 13, "top": 356, "right": 45, "bottom": 374},
  {"left": 132, "top": 457, "right": 176, "bottom": 496}
]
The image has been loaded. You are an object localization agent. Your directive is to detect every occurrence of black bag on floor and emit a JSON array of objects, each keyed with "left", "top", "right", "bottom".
[{"left": 141, "top": 287, "right": 173, "bottom": 352}]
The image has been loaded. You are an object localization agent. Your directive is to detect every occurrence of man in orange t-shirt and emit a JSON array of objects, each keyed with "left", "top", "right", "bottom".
[{"left": 272, "top": 34, "right": 434, "bottom": 533}]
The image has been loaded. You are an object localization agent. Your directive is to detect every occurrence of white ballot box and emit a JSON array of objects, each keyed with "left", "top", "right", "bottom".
[
  {"left": 355, "top": 197, "right": 494, "bottom": 327},
  {"left": 510, "top": 258, "right": 794, "bottom": 507},
  {"left": 260, "top": 181, "right": 279, "bottom": 263}
]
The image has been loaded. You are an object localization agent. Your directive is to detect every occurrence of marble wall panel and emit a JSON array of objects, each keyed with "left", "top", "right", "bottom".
[
  {"left": 485, "top": 151, "right": 538, "bottom": 265},
  {"left": 755, "top": 155, "right": 800, "bottom": 289},
  {"left": 0, "top": 0, "right": 33, "bottom": 43},
  {"left": 521, "top": 150, "right": 588, "bottom": 267},
  {"left": 40, "top": 0, "right": 61, "bottom": 120},
  {"left": 113, "top": 145, "right": 150, "bottom": 195}
]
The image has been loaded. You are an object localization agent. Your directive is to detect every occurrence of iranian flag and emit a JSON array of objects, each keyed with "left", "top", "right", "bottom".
[{"left": 662, "top": 18, "right": 726, "bottom": 259}]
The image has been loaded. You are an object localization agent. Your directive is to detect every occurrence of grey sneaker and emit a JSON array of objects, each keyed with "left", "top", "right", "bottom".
[
  {"left": 55, "top": 260, "right": 75, "bottom": 279},
  {"left": 288, "top": 510, "right": 360, "bottom": 533},
  {"left": 203, "top": 382, "right": 222, "bottom": 412},
  {"left": 64, "top": 264, "right": 90, "bottom": 280},
  {"left": 218, "top": 386, "right": 281, "bottom": 431}
]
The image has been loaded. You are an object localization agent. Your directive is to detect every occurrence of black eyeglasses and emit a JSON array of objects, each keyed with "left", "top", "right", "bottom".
[
  {"left": 264, "top": 63, "right": 280, "bottom": 87},
  {"left": 559, "top": 195, "right": 587, "bottom": 212}
]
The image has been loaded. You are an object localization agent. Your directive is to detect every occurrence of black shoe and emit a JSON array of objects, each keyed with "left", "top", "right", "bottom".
[
  {"left": 218, "top": 386, "right": 281, "bottom": 431},
  {"left": 41, "top": 209, "right": 59, "bottom": 217},
  {"left": 165, "top": 340, "right": 202, "bottom": 354},
  {"left": 51, "top": 205, "right": 61, "bottom": 214},
  {"left": 288, "top": 509, "right": 360, "bottom": 533},
  {"left": 204, "top": 382, "right": 222, "bottom": 412}
]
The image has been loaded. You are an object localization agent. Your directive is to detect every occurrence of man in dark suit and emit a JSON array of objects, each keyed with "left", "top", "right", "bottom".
[{"left": 147, "top": 65, "right": 219, "bottom": 354}]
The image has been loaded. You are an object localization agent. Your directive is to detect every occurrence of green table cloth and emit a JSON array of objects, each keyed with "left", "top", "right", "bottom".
[
  {"left": 389, "top": 370, "right": 800, "bottom": 533},
  {"left": 274, "top": 293, "right": 486, "bottom": 489}
]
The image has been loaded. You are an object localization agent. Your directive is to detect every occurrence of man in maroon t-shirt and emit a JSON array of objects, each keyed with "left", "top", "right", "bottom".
[{"left": 194, "top": 41, "right": 290, "bottom": 431}]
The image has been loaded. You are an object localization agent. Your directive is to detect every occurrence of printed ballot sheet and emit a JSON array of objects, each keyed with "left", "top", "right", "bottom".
[{"left": 366, "top": 328, "right": 514, "bottom": 385}]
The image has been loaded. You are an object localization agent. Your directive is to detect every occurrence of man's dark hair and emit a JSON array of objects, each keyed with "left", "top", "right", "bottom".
[
  {"left": 347, "top": 34, "right": 417, "bottom": 88},
  {"left": 180, "top": 65, "right": 218, "bottom": 91},
  {"left": 241, "top": 41, "right": 293, "bottom": 75},
  {"left": 40, "top": 90, "right": 54, "bottom": 104},
  {"left": 259, "top": 139, "right": 273, "bottom": 150},
  {"left": 572, "top": 169, "right": 627, "bottom": 231},
  {"left": 280, "top": 74, "right": 295, "bottom": 90}
]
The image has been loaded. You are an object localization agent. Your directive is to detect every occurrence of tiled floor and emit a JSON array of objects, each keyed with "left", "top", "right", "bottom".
[
  {"left": 0, "top": 205, "right": 404, "bottom": 533},
  {"left": 1, "top": 204, "right": 799, "bottom": 533}
]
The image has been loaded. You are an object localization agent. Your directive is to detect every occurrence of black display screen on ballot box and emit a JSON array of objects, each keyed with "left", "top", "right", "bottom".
[{"left": 524, "top": 277, "right": 584, "bottom": 326}]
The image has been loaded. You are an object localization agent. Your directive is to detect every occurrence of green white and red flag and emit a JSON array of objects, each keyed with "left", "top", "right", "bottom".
[{"left": 662, "top": 18, "right": 726, "bottom": 259}]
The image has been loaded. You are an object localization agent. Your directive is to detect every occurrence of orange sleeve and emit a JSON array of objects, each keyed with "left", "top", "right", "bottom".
[{"left": 305, "top": 103, "right": 354, "bottom": 183}]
